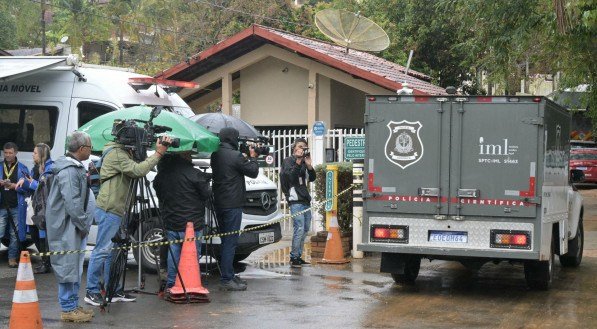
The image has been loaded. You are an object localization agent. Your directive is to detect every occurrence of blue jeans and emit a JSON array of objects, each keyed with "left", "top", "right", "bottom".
[
  {"left": 290, "top": 203, "right": 312, "bottom": 260},
  {"left": 86, "top": 208, "right": 122, "bottom": 294},
  {"left": 167, "top": 230, "right": 203, "bottom": 288},
  {"left": 0, "top": 208, "right": 19, "bottom": 259},
  {"left": 58, "top": 237, "right": 87, "bottom": 312},
  {"left": 216, "top": 207, "right": 242, "bottom": 283}
]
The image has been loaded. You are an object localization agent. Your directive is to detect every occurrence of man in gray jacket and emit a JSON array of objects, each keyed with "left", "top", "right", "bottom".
[{"left": 46, "top": 132, "right": 96, "bottom": 323}]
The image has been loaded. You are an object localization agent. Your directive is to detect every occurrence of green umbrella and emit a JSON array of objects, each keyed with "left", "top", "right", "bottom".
[{"left": 78, "top": 105, "right": 220, "bottom": 153}]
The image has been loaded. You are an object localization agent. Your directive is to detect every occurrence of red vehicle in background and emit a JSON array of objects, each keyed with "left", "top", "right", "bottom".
[{"left": 570, "top": 148, "right": 597, "bottom": 183}]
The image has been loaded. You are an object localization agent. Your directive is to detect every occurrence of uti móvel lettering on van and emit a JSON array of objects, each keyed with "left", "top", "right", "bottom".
[{"left": 0, "top": 84, "right": 41, "bottom": 93}]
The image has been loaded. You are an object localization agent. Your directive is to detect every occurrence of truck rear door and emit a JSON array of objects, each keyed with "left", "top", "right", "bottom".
[
  {"left": 364, "top": 96, "right": 451, "bottom": 217},
  {"left": 449, "top": 98, "right": 540, "bottom": 219}
]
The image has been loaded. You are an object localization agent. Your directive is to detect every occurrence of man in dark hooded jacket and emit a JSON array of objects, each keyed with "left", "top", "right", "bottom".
[{"left": 211, "top": 127, "right": 258, "bottom": 291}]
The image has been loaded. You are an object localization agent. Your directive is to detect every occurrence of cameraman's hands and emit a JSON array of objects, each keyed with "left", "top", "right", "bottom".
[
  {"left": 304, "top": 154, "right": 312, "bottom": 169},
  {"left": 156, "top": 135, "right": 172, "bottom": 156},
  {"left": 249, "top": 146, "right": 258, "bottom": 158}
]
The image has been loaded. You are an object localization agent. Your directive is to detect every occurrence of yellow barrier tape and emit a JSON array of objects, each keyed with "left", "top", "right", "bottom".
[{"left": 30, "top": 184, "right": 356, "bottom": 257}]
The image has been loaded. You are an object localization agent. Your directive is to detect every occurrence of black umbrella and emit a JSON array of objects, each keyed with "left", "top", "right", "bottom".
[{"left": 191, "top": 112, "right": 266, "bottom": 142}]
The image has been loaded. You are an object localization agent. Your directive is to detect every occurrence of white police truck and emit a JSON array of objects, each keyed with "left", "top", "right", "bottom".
[{"left": 358, "top": 95, "right": 584, "bottom": 290}]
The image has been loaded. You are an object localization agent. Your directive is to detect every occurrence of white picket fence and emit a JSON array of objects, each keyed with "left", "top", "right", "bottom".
[{"left": 260, "top": 128, "right": 365, "bottom": 235}]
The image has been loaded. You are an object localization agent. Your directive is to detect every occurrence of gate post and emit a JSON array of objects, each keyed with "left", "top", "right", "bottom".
[{"left": 352, "top": 160, "right": 364, "bottom": 258}]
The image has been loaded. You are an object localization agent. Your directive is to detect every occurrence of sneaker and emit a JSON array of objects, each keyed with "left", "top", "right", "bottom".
[
  {"left": 110, "top": 291, "right": 137, "bottom": 303},
  {"left": 76, "top": 306, "right": 95, "bottom": 317},
  {"left": 290, "top": 258, "right": 302, "bottom": 268},
  {"left": 219, "top": 279, "right": 247, "bottom": 291},
  {"left": 298, "top": 258, "right": 310, "bottom": 266},
  {"left": 61, "top": 308, "right": 92, "bottom": 323},
  {"left": 233, "top": 275, "right": 247, "bottom": 285},
  {"left": 8, "top": 259, "right": 17, "bottom": 268},
  {"left": 84, "top": 292, "right": 104, "bottom": 306}
]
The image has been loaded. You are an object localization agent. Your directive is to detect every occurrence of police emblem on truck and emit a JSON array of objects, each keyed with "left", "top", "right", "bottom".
[{"left": 384, "top": 120, "right": 424, "bottom": 169}]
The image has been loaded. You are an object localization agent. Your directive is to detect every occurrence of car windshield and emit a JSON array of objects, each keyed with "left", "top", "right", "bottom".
[{"left": 570, "top": 152, "right": 597, "bottom": 160}]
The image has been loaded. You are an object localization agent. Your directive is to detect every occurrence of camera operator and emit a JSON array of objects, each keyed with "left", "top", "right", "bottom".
[
  {"left": 211, "top": 127, "right": 258, "bottom": 291},
  {"left": 281, "top": 138, "right": 316, "bottom": 268},
  {"left": 84, "top": 136, "right": 172, "bottom": 306},
  {"left": 153, "top": 152, "right": 211, "bottom": 295}
]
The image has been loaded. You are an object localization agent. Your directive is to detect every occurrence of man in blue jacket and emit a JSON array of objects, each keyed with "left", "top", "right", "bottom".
[{"left": 0, "top": 142, "right": 30, "bottom": 268}]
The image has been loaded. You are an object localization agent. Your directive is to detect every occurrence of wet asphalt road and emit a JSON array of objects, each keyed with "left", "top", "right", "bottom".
[{"left": 1, "top": 189, "right": 596, "bottom": 328}]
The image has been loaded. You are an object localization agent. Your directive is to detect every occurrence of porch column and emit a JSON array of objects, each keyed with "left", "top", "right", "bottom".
[
  {"left": 307, "top": 70, "right": 318, "bottom": 131},
  {"left": 221, "top": 73, "right": 232, "bottom": 115}
]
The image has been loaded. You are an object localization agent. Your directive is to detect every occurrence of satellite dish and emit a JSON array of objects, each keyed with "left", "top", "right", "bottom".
[
  {"left": 315, "top": 9, "right": 390, "bottom": 52},
  {"left": 60, "top": 35, "right": 69, "bottom": 43}
]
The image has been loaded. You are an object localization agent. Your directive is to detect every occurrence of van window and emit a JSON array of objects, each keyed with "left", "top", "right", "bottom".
[
  {"left": 78, "top": 102, "right": 116, "bottom": 127},
  {"left": 0, "top": 105, "right": 58, "bottom": 151}
]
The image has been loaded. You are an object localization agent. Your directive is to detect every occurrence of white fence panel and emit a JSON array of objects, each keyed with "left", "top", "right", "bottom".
[{"left": 260, "top": 128, "right": 364, "bottom": 235}]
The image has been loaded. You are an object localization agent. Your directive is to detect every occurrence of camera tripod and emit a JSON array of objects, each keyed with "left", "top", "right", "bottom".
[{"left": 104, "top": 175, "right": 193, "bottom": 306}]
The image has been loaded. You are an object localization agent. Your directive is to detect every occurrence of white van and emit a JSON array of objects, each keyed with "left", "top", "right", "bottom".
[{"left": 0, "top": 56, "right": 282, "bottom": 268}]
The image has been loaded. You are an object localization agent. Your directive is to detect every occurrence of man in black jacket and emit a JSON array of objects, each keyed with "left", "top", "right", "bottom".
[
  {"left": 153, "top": 152, "right": 211, "bottom": 292},
  {"left": 281, "top": 138, "right": 316, "bottom": 268},
  {"left": 211, "top": 127, "right": 258, "bottom": 291}
]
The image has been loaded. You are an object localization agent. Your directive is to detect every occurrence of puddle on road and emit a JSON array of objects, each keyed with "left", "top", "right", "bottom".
[{"left": 251, "top": 243, "right": 311, "bottom": 270}]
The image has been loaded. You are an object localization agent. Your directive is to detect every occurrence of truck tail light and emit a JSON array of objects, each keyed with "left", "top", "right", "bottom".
[
  {"left": 370, "top": 225, "right": 408, "bottom": 243},
  {"left": 490, "top": 230, "right": 531, "bottom": 249}
]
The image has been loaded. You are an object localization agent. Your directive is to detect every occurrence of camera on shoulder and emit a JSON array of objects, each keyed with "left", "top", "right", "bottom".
[{"left": 111, "top": 106, "right": 180, "bottom": 161}]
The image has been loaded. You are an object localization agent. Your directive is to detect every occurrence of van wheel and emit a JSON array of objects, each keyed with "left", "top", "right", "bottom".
[
  {"left": 524, "top": 239, "right": 554, "bottom": 290},
  {"left": 391, "top": 256, "right": 421, "bottom": 284},
  {"left": 560, "top": 218, "right": 584, "bottom": 267},
  {"left": 132, "top": 217, "right": 163, "bottom": 274}
]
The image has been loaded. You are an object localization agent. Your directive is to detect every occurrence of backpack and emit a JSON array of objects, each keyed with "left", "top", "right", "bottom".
[
  {"left": 89, "top": 147, "right": 115, "bottom": 198},
  {"left": 30, "top": 174, "right": 55, "bottom": 231}
]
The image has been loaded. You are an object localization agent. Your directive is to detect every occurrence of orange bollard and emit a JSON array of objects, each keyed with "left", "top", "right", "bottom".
[
  {"left": 168, "top": 222, "right": 209, "bottom": 303},
  {"left": 9, "top": 251, "right": 43, "bottom": 329}
]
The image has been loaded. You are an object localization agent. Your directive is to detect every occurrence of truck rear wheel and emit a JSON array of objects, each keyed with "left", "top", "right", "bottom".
[
  {"left": 391, "top": 256, "right": 421, "bottom": 284},
  {"left": 560, "top": 217, "right": 583, "bottom": 267},
  {"left": 524, "top": 239, "right": 554, "bottom": 290}
]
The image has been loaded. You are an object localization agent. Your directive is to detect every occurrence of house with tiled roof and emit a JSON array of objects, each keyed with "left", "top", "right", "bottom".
[{"left": 158, "top": 24, "right": 445, "bottom": 129}]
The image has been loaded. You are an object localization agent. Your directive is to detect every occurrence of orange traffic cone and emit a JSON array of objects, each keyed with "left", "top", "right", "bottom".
[
  {"left": 167, "top": 222, "right": 209, "bottom": 303},
  {"left": 9, "top": 251, "right": 43, "bottom": 329},
  {"left": 319, "top": 213, "right": 350, "bottom": 264}
]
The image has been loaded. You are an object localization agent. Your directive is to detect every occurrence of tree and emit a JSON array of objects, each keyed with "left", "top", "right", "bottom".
[{"left": 0, "top": 10, "right": 18, "bottom": 49}]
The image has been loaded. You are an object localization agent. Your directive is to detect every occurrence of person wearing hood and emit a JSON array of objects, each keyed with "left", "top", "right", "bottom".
[
  {"left": 211, "top": 127, "right": 258, "bottom": 291},
  {"left": 45, "top": 132, "right": 96, "bottom": 322},
  {"left": 85, "top": 135, "right": 172, "bottom": 306},
  {"left": 17, "top": 143, "right": 54, "bottom": 274}
]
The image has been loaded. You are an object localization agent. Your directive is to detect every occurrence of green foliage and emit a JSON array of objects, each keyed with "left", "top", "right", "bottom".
[
  {"left": 0, "top": 10, "right": 17, "bottom": 49},
  {"left": 313, "top": 163, "right": 353, "bottom": 233}
]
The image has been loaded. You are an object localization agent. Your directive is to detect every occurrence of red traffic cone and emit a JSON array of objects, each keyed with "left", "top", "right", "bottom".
[
  {"left": 9, "top": 251, "right": 43, "bottom": 329},
  {"left": 168, "top": 222, "right": 209, "bottom": 303}
]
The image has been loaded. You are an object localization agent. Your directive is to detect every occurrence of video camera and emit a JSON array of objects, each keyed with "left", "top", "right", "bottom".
[
  {"left": 239, "top": 139, "right": 271, "bottom": 157},
  {"left": 111, "top": 106, "right": 180, "bottom": 161}
]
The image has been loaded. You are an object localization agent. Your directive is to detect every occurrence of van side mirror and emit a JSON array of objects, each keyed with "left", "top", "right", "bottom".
[{"left": 570, "top": 169, "right": 585, "bottom": 184}]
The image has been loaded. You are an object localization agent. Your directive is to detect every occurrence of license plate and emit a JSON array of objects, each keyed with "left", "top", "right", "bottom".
[
  {"left": 428, "top": 231, "right": 468, "bottom": 243},
  {"left": 577, "top": 167, "right": 588, "bottom": 170},
  {"left": 258, "top": 232, "right": 275, "bottom": 244}
]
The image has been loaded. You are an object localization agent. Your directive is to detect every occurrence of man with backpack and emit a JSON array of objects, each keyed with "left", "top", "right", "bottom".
[{"left": 84, "top": 136, "right": 172, "bottom": 306}]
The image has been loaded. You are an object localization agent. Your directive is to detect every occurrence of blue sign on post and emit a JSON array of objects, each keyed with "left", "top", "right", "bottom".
[
  {"left": 313, "top": 121, "right": 326, "bottom": 136},
  {"left": 325, "top": 170, "right": 334, "bottom": 211}
]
